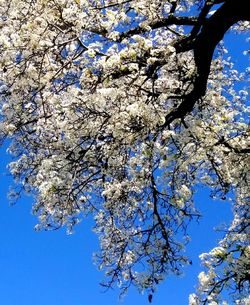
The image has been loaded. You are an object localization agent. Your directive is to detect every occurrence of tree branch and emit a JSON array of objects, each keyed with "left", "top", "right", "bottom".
[
  {"left": 163, "top": 0, "right": 250, "bottom": 126},
  {"left": 119, "top": 16, "right": 198, "bottom": 41}
]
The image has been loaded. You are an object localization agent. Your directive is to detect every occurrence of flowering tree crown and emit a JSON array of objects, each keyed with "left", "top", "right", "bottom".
[{"left": 0, "top": 0, "right": 249, "bottom": 303}]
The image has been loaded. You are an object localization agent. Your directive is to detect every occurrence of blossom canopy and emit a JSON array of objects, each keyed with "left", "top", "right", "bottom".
[{"left": 0, "top": 0, "right": 249, "bottom": 304}]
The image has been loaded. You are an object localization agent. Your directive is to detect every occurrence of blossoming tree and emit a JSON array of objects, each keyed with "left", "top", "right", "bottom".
[{"left": 0, "top": 0, "right": 249, "bottom": 304}]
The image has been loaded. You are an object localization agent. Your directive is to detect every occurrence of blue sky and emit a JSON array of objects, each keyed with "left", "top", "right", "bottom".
[{"left": 0, "top": 30, "right": 248, "bottom": 305}]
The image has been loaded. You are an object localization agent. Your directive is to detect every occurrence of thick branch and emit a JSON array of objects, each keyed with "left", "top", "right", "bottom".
[{"left": 163, "top": 0, "right": 250, "bottom": 126}]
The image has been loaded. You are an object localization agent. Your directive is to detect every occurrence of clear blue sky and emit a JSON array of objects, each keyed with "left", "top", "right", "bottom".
[{"left": 0, "top": 32, "right": 248, "bottom": 305}]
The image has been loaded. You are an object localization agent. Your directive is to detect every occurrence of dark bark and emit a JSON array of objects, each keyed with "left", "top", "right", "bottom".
[{"left": 163, "top": 0, "right": 250, "bottom": 126}]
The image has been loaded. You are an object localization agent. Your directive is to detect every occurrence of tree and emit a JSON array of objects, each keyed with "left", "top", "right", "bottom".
[{"left": 0, "top": 0, "right": 249, "bottom": 303}]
